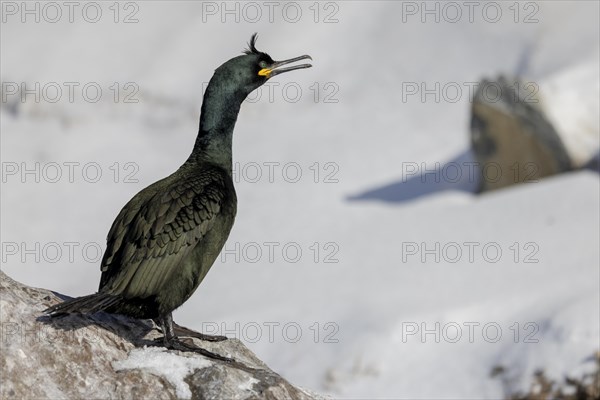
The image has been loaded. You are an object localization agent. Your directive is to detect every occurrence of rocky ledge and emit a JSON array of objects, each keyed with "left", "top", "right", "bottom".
[{"left": 0, "top": 271, "right": 321, "bottom": 400}]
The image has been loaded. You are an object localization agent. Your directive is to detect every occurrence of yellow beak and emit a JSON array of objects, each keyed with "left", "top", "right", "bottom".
[{"left": 257, "top": 55, "right": 312, "bottom": 78}]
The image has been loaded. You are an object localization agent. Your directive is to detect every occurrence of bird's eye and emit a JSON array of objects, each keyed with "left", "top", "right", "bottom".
[{"left": 259, "top": 61, "right": 268, "bottom": 69}]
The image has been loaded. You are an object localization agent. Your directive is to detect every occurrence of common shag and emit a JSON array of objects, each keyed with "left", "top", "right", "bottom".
[{"left": 44, "top": 34, "right": 312, "bottom": 361}]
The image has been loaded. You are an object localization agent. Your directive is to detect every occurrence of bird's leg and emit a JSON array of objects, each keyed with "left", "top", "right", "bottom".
[
  {"left": 173, "top": 321, "right": 228, "bottom": 342},
  {"left": 153, "top": 313, "right": 233, "bottom": 362},
  {"left": 152, "top": 316, "right": 227, "bottom": 342},
  {"left": 160, "top": 313, "right": 177, "bottom": 345}
]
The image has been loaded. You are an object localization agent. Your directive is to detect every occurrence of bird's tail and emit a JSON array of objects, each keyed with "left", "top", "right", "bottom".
[{"left": 43, "top": 293, "right": 121, "bottom": 317}]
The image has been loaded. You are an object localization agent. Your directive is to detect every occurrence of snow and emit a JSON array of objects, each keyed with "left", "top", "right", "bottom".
[
  {"left": 238, "top": 377, "right": 260, "bottom": 392},
  {"left": 539, "top": 58, "right": 600, "bottom": 167},
  {"left": 2, "top": 1, "right": 599, "bottom": 398},
  {"left": 113, "top": 347, "right": 211, "bottom": 399}
]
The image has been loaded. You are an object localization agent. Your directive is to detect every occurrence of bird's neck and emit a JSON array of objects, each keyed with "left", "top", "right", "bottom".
[{"left": 186, "top": 80, "right": 245, "bottom": 173}]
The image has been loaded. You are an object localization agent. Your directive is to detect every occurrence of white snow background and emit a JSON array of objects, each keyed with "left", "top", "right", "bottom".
[{"left": 1, "top": 1, "right": 599, "bottom": 398}]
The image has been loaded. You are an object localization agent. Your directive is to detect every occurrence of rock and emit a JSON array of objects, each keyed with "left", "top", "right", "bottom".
[
  {"left": 0, "top": 271, "right": 321, "bottom": 400},
  {"left": 470, "top": 76, "right": 572, "bottom": 193}
]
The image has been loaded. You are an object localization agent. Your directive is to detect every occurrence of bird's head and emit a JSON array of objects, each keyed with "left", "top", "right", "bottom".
[
  {"left": 211, "top": 33, "right": 312, "bottom": 97},
  {"left": 195, "top": 34, "right": 312, "bottom": 163}
]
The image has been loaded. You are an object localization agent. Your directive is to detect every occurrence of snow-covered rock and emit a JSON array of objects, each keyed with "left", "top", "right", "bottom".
[
  {"left": 0, "top": 271, "right": 321, "bottom": 400},
  {"left": 470, "top": 76, "right": 572, "bottom": 192},
  {"left": 470, "top": 60, "right": 599, "bottom": 193}
]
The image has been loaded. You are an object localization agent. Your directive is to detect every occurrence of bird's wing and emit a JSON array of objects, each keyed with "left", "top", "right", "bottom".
[{"left": 99, "top": 168, "right": 228, "bottom": 298}]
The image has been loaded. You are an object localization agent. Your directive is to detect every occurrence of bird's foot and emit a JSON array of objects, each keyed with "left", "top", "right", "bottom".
[
  {"left": 173, "top": 322, "right": 228, "bottom": 342},
  {"left": 150, "top": 336, "right": 233, "bottom": 362},
  {"left": 152, "top": 319, "right": 228, "bottom": 342}
]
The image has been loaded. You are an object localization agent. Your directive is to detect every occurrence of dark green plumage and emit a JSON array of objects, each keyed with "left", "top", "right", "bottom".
[
  {"left": 96, "top": 163, "right": 236, "bottom": 319},
  {"left": 44, "top": 34, "right": 312, "bottom": 360}
]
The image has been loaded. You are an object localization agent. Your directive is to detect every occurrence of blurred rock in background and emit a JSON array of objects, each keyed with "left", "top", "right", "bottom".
[
  {"left": 470, "top": 76, "right": 571, "bottom": 193},
  {"left": 470, "top": 60, "right": 599, "bottom": 192}
]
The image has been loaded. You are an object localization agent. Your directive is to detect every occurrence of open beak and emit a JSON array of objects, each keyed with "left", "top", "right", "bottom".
[{"left": 258, "top": 55, "right": 313, "bottom": 78}]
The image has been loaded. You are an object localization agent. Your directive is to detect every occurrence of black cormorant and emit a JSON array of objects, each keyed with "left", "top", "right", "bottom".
[{"left": 44, "top": 34, "right": 312, "bottom": 361}]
